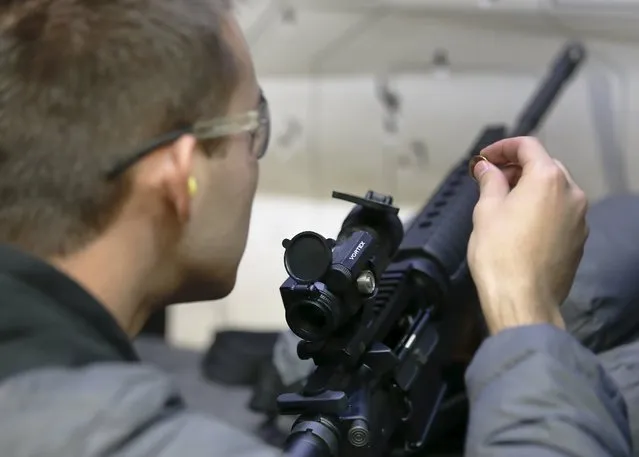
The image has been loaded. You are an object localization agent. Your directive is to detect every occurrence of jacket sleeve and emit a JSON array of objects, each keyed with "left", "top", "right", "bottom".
[
  {"left": 0, "top": 364, "right": 281, "bottom": 457},
  {"left": 464, "top": 324, "right": 632, "bottom": 457},
  {"left": 113, "top": 410, "right": 281, "bottom": 457}
]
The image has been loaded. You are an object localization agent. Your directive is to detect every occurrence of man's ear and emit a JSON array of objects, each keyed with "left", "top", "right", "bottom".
[{"left": 164, "top": 134, "right": 197, "bottom": 224}]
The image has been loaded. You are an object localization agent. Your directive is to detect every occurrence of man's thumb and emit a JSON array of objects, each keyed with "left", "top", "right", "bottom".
[{"left": 473, "top": 159, "right": 509, "bottom": 199}]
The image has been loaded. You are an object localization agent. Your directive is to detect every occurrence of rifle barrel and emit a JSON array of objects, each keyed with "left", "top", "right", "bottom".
[{"left": 511, "top": 42, "right": 587, "bottom": 137}]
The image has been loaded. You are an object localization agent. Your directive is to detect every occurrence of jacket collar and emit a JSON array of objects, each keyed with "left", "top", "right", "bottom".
[{"left": 0, "top": 244, "right": 139, "bottom": 380}]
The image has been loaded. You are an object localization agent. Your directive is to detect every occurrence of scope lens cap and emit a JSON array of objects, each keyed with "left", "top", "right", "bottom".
[{"left": 283, "top": 231, "right": 332, "bottom": 284}]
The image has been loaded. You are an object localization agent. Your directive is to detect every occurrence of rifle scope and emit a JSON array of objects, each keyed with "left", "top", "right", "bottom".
[{"left": 280, "top": 191, "right": 404, "bottom": 342}]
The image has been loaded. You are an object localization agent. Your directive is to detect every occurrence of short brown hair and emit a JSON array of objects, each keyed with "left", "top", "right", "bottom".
[{"left": 0, "top": 0, "right": 238, "bottom": 256}]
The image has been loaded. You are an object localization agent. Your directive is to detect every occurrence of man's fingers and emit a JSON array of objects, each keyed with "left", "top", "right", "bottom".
[
  {"left": 552, "top": 158, "right": 589, "bottom": 226},
  {"left": 480, "top": 136, "right": 555, "bottom": 170},
  {"left": 472, "top": 159, "right": 509, "bottom": 201},
  {"left": 470, "top": 157, "right": 521, "bottom": 188},
  {"left": 501, "top": 164, "right": 522, "bottom": 188},
  {"left": 553, "top": 159, "right": 577, "bottom": 188}
]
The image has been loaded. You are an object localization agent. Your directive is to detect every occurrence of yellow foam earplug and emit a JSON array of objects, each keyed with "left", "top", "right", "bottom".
[{"left": 188, "top": 176, "right": 198, "bottom": 197}]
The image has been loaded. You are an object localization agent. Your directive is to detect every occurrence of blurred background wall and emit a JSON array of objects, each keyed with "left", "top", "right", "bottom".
[{"left": 166, "top": 0, "right": 639, "bottom": 349}]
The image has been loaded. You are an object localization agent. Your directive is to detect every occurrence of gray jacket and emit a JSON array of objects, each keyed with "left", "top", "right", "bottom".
[
  {"left": 0, "top": 363, "right": 279, "bottom": 457},
  {"left": 0, "top": 324, "right": 634, "bottom": 457},
  {"left": 3, "top": 194, "right": 639, "bottom": 456},
  {"left": 466, "top": 325, "right": 633, "bottom": 456}
]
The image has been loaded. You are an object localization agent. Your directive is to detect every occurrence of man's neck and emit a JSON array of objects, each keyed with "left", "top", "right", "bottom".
[{"left": 49, "top": 232, "right": 173, "bottom": 337}]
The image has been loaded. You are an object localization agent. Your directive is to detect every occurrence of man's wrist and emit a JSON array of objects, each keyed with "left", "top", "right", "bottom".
[
  {"left": 479, "top": 292, "right": 565, "bottom": 335},
  {"left": 485, "top": 311, "right": 565, "bottom": 335}
]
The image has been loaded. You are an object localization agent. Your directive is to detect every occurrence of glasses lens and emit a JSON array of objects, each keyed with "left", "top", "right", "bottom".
[{"left": 255, "top": 104, "right": 271, "bottom": 159}]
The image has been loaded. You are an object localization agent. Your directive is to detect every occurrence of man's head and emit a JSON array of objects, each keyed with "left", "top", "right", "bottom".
[{"left": 0, "top": 0, "right": 266, "bottom": 325}]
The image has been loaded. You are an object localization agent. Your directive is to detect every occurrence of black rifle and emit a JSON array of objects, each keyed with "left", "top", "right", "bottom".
[{"left": 277, "top": 42, "right": 587, "bottom": 457}]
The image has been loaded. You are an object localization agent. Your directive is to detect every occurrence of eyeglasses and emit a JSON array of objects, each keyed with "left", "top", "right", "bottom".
[{"left": 105, "top": 92, "right": 271, "bottom": 180}]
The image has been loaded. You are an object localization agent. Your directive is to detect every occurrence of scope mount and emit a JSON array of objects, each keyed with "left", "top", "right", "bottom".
[
  {"left": 332, "top": 190, "right": 399, "bottom": 215},
  {"left": 282, "top": 191, "right": 399, "bottom": 287},
  {"left": 278, "top": 190, "right": 407, "bottom": 457}
]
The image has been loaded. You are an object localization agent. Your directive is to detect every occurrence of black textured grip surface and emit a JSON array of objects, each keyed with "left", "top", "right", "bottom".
[
  {"left": 410, "top": 164, "right": 478, "bottom": 280},
  {"left": 393, "top": 127, "right": 506, "bottom": 288},
  {"left": 397, "top": 161, "right": 477, "bottom": 282}
]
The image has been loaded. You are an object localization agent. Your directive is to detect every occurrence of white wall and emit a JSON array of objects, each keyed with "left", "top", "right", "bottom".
[{"left": 255, "top": 69, "right": 629, "bottom": 202}]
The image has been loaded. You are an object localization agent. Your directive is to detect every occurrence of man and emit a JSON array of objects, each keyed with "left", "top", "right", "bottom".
[
  {"left": 0, "top": 2, "right": 631, "bottom": 457},
  {"left": 465, "top": 140, "right": 632, "bottom": 456},
  {"left": 0, "top": 1, "right": 275, "bottom": 456}
]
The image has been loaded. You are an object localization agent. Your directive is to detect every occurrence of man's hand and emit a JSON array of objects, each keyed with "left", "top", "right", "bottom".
[{"left": 468, "top": 136, "right": 588, "bottom": 335}]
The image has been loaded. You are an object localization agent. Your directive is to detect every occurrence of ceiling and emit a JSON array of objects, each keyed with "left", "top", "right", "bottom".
[{"left": 234, "top": 0, "right": 639, "bottom": 77}]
